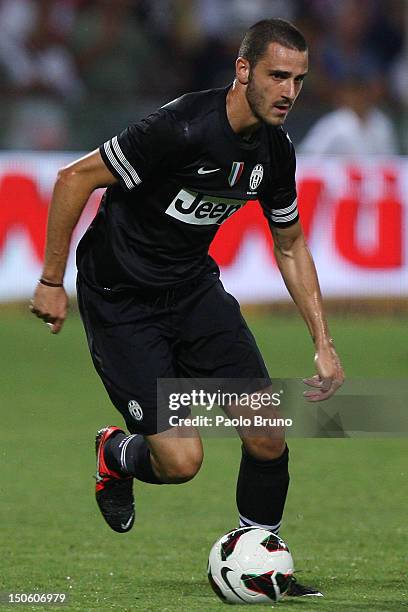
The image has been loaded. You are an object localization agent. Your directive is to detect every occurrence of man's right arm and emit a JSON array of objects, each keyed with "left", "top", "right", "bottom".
[{"left": 30, "top": 150, "right": 117, "bottom": 334}]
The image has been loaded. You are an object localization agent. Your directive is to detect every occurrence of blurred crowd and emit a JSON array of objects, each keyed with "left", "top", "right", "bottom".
[{"left": 0, "top": 0, "right": 406, "bottom": 152}]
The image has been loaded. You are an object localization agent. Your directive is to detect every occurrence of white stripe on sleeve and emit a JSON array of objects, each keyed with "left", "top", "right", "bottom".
[
  {"left": 103, "top": 140, "right": 134, "bottom": 189},
  {"left": 272, "top": 198, "right": 297, "bottom": 217},
  {"left": 270, "top": 208, "right": 299, "bottom": 224},
  {"left": 270, "top": 198, "right": 299, "bottom": 224},
  {"left": 111, "top": 136, "right": 142, "bottom": 186}
]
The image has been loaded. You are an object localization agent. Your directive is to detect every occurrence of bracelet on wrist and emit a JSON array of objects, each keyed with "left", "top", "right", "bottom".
[{"left": 39, "top": 278, "right": 63, "bottom": 288}]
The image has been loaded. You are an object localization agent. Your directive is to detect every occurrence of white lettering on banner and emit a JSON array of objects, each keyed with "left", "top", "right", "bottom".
[
  {"left": 0, "top": 154, "right": 406, "bottom": 302},
  {"left": 165, "top": 188, "right": 245, "bottom": 225}
]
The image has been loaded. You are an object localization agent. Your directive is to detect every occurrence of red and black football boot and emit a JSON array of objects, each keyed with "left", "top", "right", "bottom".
[
  {"left": 286, "top": 576, "right": 324, "bottom": 597},
  {"left": 95, "top": 426, "right": 135, "bottom": 533}
]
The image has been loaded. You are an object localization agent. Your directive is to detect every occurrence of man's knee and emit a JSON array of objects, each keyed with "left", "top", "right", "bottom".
[
  {"left": 243, "top": 437, "right": 286, "bottom": 462},
  {"left": 148, "top": 427, "right": 204, "bottom": 483},
  {"left": 154, "top": 448, "right": 203, "bottom": 483},
  {"left": 160, "top": 452, "right": 203, "bottom": 483}
]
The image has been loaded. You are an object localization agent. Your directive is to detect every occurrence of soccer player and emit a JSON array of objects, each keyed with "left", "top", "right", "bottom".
[{"left": 31, "top": 19, "right": 344, "bottom": 597}]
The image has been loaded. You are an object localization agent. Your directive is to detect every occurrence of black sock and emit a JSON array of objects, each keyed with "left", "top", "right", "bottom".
[
  {"left": 236, "top": 445, "right": 289, "bottom": 534},
  {"left": 105, "top": 432, "right": 163, "bottom": 484}
]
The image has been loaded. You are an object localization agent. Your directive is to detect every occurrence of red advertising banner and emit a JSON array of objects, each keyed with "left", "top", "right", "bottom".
[{"left": 0, "top": 153, "right": 406, "bottom": 301}]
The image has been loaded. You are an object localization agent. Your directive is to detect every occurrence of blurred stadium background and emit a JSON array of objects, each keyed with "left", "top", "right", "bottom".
[
  {"left": 0, "top": 0, "right": 407, "bottom": 304},
  {"left": 0, "top": 1, "right": 407, "bottom": 610}
]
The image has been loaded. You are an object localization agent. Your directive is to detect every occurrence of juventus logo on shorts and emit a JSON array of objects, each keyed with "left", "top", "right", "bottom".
[{"left": 128, "top": 400, "right": 143, "bottom": 421}]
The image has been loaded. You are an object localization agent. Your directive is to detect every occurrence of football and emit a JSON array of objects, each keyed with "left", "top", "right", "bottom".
[{"left": 208, "top": 527, "right": 294, "bottom": 604}]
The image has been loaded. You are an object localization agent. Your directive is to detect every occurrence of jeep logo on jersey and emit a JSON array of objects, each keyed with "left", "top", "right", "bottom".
[
  {"left": 249, "top": 164, "right": 264, "bottom": 190},
  {"left": 166, "top": 189, "right": 245, "bottom": 225},
  {"left": 128, "top": 400, "right": 143, "bottom": 421}
]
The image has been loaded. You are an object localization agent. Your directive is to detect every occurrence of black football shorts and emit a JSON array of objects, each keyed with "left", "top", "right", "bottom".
[{"left": 77, "top": 273, "right": 270, "bottom": 435}]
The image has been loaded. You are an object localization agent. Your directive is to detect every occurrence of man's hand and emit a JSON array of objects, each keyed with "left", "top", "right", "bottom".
[
  {"left": 303, "top": 340, "right": 344, "bottom": 402},
  {"left": 30, "top": 283, "right": 69, "bottom": 334}
]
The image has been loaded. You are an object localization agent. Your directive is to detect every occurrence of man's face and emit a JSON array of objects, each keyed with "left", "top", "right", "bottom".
[{"left": 244, "top": 42, "right": 308, "bottom": 126}]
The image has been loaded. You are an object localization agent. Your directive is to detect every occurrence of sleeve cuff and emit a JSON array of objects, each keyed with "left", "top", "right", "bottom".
[
  {"left": 267, "top": 213, "right": 299, "bottom": 228},
  {"left": 262, "top": 197, "right": 299, "bottom": 227},
  {"left": 99, "top": 137, "right": 142, "bottom": 191}
]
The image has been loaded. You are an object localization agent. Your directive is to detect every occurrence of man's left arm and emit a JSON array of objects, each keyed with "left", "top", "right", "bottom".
[{"left": 271, "top": 220, "right": 344, "bottom": 401}]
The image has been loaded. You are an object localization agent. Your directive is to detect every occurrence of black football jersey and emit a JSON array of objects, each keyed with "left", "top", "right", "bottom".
[{"left": 76, "top": 86, "right": 299, "bottom": 292}]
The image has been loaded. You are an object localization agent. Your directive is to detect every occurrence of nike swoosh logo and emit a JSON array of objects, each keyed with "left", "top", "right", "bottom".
[
  {"left": 221, "top": 567, "right": 246, "bottom": 602},
  {"left": 198, "top": 167, "right": 221, "bottom": 175},
  {"left": 121, "top": 515, "right": 134, "bottom": 531}
]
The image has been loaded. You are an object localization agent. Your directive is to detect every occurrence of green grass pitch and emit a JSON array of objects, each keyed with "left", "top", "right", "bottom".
[{"left": 0, "top": 308, "right": 407, "bottom": 611}]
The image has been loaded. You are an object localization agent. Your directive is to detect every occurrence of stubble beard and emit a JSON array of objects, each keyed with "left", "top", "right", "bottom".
[{"left": 246, "top": 75, "right": 285, "bottom": 127}]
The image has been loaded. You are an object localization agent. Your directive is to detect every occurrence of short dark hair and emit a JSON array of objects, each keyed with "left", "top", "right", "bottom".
[{"left": 238, "top": 18, "right": 308, "bottom": 66}]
